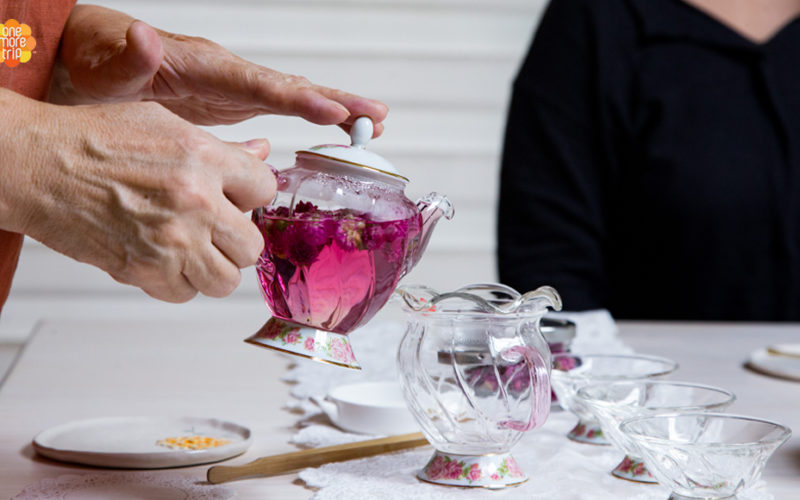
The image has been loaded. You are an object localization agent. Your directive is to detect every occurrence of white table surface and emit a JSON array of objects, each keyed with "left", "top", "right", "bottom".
[{"left": 0, "top": 318, "right": 798, "bottom": 499}]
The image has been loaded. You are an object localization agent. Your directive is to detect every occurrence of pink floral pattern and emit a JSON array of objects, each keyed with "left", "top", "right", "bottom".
[
  {"left": 329, "top": 337, "right": 356, "bottom": 363},
  {"left": 613, "top": 455, "right": 654, "bottom": 481},
  {"left": 503, "top": 457, "right": 523, "bottom": 478},
  {"left": 261, "top": 319, "right": 289, "bottom": 340},
  {"left": 421, "top": 453, "right": 524, "bottom": 486},
  {"left": 568, "top": 420, "right": 608, "bottom": 445},
  {"left": 249, "top": 319, "right": 359, "bottom": 368},
  {"left": 466, "top": 463, "right": 481, "bottom": 481}
]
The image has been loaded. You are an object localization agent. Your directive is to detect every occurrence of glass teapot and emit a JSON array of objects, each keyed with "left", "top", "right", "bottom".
[
  {"left": 246, "top": 117, "right": 454, "bottom": 368},
  {"left": 395, "top": 283, "right": 561, "bottom": 488}
]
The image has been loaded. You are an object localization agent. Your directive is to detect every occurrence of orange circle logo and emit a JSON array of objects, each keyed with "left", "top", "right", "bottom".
[{"left": 0, "top": 19, "right": 36, "bottom": 67}]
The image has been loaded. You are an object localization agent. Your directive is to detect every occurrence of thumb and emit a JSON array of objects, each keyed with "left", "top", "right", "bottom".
[{"left": 98, "top": 21, "right": 163, "bottom": 99}]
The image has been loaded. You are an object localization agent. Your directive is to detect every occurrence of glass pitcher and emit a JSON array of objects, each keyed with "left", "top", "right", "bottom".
[{"left": 395, "top": 283, "right": 561, "bottom": 488}]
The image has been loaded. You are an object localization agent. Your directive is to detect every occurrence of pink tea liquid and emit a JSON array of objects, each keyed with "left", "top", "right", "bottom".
[{"left": 254, "top": 203, "right": 421, "bottom": 333}]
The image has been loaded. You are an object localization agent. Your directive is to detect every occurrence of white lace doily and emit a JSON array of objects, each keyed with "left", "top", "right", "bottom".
[
  {"left": 13, "top": 472, "right": 234, "bottom": 500},
  {"left": 298, "top": 413, "right": 774, "bottom": 500},
  {"left": 284, "top": 312, "right": 775, "bottom": 500}
]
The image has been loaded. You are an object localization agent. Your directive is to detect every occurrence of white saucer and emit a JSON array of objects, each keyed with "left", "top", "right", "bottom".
[
  {"left": 746, "top": 347, "right": 800, "bottom": 382},
  {"left": 313, "top": 381, "right": 419, "bottom": 435},
  {"left": 33, "top": 416, "right": 252, "bottom": 469},
  {"left": 767, "top": 343, "right": 800, "bottom": 359}
]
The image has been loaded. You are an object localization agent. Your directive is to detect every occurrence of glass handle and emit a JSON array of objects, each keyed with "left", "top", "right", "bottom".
[{"left": 498, "top": 345, "right": 551, "bottom": 432}]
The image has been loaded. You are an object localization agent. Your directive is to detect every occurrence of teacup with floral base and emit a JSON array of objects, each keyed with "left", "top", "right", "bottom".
[
  {"left": 576, "top": 380, "right": 735, "bottom": 483},
  {"left": 551, "top": 353, "right": 678, "bottom": 445},
  {"left": 620, "top": 412, "right": 790, "bottom": 499}
]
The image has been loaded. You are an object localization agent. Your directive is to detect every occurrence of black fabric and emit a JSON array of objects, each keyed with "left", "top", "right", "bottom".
[{"left": 497, "top": 0, "right": 800, "bottom": 320}]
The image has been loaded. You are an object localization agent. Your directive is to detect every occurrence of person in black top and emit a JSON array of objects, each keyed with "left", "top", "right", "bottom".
[{"left": 497, "top": 0, "right": 800, "bottom": 320}]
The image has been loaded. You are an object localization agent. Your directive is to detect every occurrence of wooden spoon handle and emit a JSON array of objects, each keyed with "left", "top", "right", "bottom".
[{"left": 206, "top": 432, "right": 428, "bottom": 484}]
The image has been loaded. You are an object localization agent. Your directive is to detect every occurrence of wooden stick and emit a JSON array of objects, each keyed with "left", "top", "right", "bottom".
[{"left": 206, "top": 432, "right": 429, "bottom": 484}]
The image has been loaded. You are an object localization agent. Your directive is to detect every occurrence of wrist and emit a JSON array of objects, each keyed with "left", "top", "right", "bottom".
[
  {"left": 0, "top": 89, "right": 43, "bottom": 232},
  {"left": 0, "top": 90, "right": 76, "bottom": 235}
]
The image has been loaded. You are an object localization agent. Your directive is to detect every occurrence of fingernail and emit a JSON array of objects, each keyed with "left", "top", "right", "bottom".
[
  {"left": 334, "top": 102, "right": 350, "bottom": 117},
  {"left": 244, "top": 139, "right": 267, "bottom": 148}
]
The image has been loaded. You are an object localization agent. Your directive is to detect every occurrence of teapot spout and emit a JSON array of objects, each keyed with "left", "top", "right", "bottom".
[{"left": 405, "top": 193, "right": 454, "bottom": 275}]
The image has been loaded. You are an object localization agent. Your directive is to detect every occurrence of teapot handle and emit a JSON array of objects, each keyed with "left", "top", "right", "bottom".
[{"left": 497, "top": 346, "right": 551, "bottom": 432}]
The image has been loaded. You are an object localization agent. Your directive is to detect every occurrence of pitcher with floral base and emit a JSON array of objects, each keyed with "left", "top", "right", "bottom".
[{"left": 395, "top": 283, "right": 561, "bottom": 488}]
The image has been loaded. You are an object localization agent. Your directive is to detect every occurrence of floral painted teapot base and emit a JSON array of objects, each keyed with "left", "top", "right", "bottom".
[
  {"left": 417, "top": 450, "right": 527, "bottom": 488},
  {"left": 245, "top": 318, "right": 359, "bottom": 369},
  {"left": 611, "top": 455, "right": 657, "bottom": 483}
]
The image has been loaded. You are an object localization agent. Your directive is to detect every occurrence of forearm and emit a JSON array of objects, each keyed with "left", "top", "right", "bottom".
[{"left": 0, "top": 88, "right": 57, "bottom": 233}]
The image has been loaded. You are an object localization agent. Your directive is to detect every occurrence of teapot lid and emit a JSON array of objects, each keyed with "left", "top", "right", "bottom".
[{"left": 296, "top": 116, "right": 408, "bottom": 182}]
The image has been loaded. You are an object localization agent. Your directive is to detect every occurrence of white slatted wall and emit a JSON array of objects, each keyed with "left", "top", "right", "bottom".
[{"left": 0, "top": 0, "right": 547, "bottom": 341}]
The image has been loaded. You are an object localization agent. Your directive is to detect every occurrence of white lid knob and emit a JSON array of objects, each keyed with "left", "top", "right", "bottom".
[
  {"left": 297, "top": 114, "right": 407, "bottom": 182},
  {"left": 350, "top": 116, "right": 373, "bottom": 149}
]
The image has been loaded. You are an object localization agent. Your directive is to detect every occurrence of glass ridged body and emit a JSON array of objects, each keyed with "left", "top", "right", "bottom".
[{"left": 396, "top": 284, "right": 560, "bottom": 455}]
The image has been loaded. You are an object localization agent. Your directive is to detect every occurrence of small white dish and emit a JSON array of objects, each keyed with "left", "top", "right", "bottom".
[
  {"left": 313, "top": 381, "right": 419, "bottom": 435},
  {"left": 32, "top": 416, "right": 252, "bottom": 469},
  {"left": 767, "top": 343, "right": 800, "bottom": 359},
  {"left": 746, "top": 347, "right": 800, "bottom": 382}
]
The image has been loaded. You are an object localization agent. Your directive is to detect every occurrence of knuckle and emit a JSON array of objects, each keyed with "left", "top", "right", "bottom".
[
  {"left": 206, "top": 268, "right": 241, "bottom": 298},
  {"left": 171, "top": 286, "right": 198, "bottom": 303},
  {"left": 146, "top": 284, "right": 197, "bottom": 303},
  {"left": 165, "top": 170, "right": 214, "bottom": 212},
  {"left": 248, "top": 167, "right": 278, "bottom": 208},
  {"left": 107, "top": 240, "right": 200, "bottom": 303},
  {"left": 109, "top": 254, "right": 154, "bottom": 288},
  {"left": 151, "top": 221, "right": 190, "bottom": 251},
  {"left": 178, "top": 127, "right": 214, "bottom": 160},
  {"left": 290, "top": 74, "right": 311, "bottom": 87},
  {"left": 244, "top": 224, "right": 265, "bottom": 266},
  {"left": 194, "top": 35, "right": 220, "bottom": 50}
]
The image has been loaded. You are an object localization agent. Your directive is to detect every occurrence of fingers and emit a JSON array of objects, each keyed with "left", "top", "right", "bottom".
[
  {"left": 310, "top": 85, "right": 389, "bottom": 128},
  {"left": 248, "top": 66, "right": 389, "bottom": 133},
  {"left": 154, "top": 137, "right": 271, "bottom": 300},
  {"left": 181, "top": 243, "right": 243, "bottom": 298},
  {"left": 264, "top": 80, "right": 350, "bottom": 125},
  {"left": 140, "top": 274, "right": 198, "bottom": 303},
  {"left": 222, "top": 139, "right": 277, "bottom": 211},
  {"left": 184, "top": 200, "right": 259, "bottom": 298},
  {"left": 212, "top": 203, "right": 265, "bottom": 268},
  {"left": 117, "top": 205, "right": 261, "bottom": 302}
]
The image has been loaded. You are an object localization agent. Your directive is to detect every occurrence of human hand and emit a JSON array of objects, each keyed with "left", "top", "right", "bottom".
[
  {"left": 0, "top": 94, "right": 275, "bottom": 302},
  {"left": 52, "top": 5, "right": 388, "bottom": 134}
]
